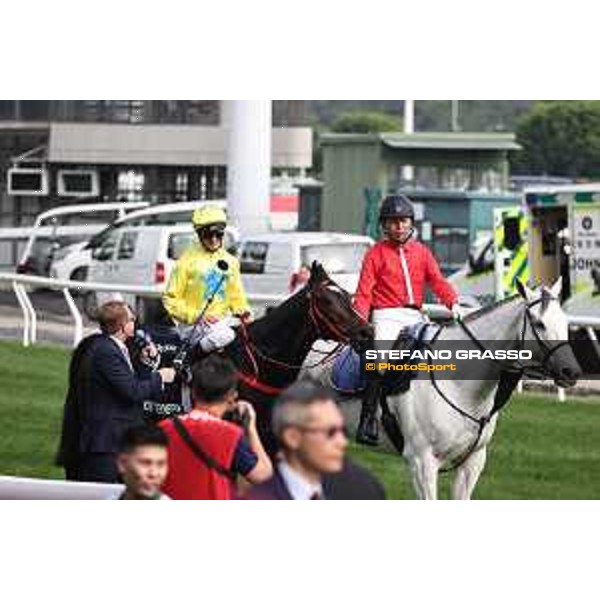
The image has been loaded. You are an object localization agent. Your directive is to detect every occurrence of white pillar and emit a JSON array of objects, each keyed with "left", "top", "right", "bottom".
[
  {"left": 225, "top": 100, "right": 272, "bottom": 234},
  {"left": 451, "top": 100, "right": 460, "bottom": 132},
  {"left": 403, "top": 100, "right": 414, "bottom": 184},
  {"left": 404, "top": 99, "right": 415, "bottom": 134}
]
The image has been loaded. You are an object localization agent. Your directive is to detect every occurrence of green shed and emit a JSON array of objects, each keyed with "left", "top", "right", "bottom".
[{"left": 320, "top": 131, "right": 521, "bottom": 272}]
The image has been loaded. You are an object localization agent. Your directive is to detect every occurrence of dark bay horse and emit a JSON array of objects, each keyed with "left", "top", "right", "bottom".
[{"left": 190, "top": 261, "right": 373, "bottom": 452}]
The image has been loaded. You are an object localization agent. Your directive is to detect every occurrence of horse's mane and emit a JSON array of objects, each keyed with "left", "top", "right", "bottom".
[
  {"left": 246, "top": 270, "right": 355, "bottom": 340},
  {"left": 460, "top": 293, "right": 520, "bottom": 323},
  {"left": 247, "top": 285, "right": 309, "bottom": 339},
  {"left": 460, "top": 284, "right": 555, "bottom": 324}
]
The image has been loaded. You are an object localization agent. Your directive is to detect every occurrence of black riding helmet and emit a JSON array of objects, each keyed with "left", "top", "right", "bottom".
[{"left": 379, "top": 194, "right": 415, "bottom": 222}]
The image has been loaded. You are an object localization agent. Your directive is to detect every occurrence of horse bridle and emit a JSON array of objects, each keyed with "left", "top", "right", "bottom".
[
  {"left": 421, "top": 293, "right": 571, "bottom": 472},
  {"left": 517, "top": 296, "right": 572, "bottom": 379},
  {"left": 237, "top": 279, "right": 369, "bottom": 382},
  {"left": 457, "top": 294, "right": 571, "bottom": 380},
  {"left": 307, "top": 280, "right": 369, "bottom": 345}
]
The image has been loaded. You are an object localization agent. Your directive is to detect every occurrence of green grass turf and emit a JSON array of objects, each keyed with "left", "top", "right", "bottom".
[
  {"left": 1, "top": 340, "right": 600, "bottom": 498},
  {"left": 349, "top": 395, "right": 600, "bottom": 499}
]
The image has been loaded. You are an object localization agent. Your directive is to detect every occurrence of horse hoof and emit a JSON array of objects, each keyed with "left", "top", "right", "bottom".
[{"left": 355, "top": 431, "right": 380, "bottom": 447}]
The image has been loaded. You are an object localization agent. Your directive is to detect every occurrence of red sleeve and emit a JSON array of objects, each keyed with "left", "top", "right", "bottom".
[
  {"left": 353, "top": 247, "right": 378, "bottom": 319},
  {"left": 423, "top": 246, "right": 458, "bottom": 309}
]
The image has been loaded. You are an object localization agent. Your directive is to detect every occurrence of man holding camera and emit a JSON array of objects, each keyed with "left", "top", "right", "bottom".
[{"left": 158, "top": 354, "right": 272, "bottom": 499}]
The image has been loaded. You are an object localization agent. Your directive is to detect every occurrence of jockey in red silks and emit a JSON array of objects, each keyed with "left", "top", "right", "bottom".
[{"left": 353, "top": 194, "right": 462, "bottom": 446}]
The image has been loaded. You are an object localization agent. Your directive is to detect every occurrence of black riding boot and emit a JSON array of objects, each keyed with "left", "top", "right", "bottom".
[{"left": 356, "top": 379, "right": 381, "bottom": 446}]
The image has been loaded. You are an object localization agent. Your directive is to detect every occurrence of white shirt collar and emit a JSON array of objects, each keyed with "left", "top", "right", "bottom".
[
  {"left": 110, "top": 335, "right": 133, "bottom": 370},
  {"left": 110, "top": 335, "right": 128, "bottom": 354},
  {"left": 278, "top": 460, "right": 324, "bottom": 500}
]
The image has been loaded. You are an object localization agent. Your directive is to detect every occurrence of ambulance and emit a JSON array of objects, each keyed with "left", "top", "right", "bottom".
[{"left": 450, "top": 183, "right": 600, "bottom": 307}]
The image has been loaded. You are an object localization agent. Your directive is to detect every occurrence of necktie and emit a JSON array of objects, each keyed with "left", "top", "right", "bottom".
[{"left": 121, "top": 346, "right": 133, "bottom": 371}]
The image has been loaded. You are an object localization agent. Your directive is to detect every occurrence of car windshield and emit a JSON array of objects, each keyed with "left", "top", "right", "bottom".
[
  {"left": 35, "top": 235, "right": 90, "bottom": 254},
  {"left": 86, "top": 224, "right": 121, "bottom": 250},
  {"left": 300, "top": 243, "right": 370, "bottom": 274},
  {"left": 86, "top": 212, "right": 193, "bottom": 249},
  {"left": 142, "top": 212, "right": 194, "bottom": 226}
]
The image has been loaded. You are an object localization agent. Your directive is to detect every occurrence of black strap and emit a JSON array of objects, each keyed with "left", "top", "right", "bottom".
[{"left": 172, "top": 417, "right": 236, "bottom": 481}]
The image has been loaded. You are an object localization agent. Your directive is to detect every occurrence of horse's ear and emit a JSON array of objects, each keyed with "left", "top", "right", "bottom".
[
  {"left": 541, "top": 286, "right": 556, "bottom": 313},
  {"left": 514, "top": 278, "right": 530, "bottom": 300},
  {"left": 309, "top": 261, "right": 326, "bottom": 283},
  {"left": 551, "top": 276, "right": 563, "bottom": 299}
]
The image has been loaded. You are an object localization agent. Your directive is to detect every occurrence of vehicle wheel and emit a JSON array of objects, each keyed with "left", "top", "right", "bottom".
[
  {"left": 69, "top": 267, "right": 88, "bottom": 296},
  {"left": 83, "top": 291, "right": 98, "bottom": 321}
]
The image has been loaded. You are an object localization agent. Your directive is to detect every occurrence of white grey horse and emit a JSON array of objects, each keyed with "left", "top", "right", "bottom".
[{"left": 302, "top": 278, "right": 581, "bottom": 499}]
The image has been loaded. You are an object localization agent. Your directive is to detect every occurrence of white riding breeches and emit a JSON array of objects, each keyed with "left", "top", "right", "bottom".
[
  {"left": 178, "top": 319, "right": 236, "bottom": 353},
  {"left": 372, "top": 307, "right": 424, "bottom": 348}
]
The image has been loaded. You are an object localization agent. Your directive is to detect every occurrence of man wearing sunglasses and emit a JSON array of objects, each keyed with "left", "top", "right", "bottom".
[
  {"left": 246, "top": 380, "right": 384, "bottom": 500},
  {"left": 163, "top": 205, "right": 251, "bottom": 354}
]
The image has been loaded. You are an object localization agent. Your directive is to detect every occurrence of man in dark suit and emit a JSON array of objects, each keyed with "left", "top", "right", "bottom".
[
  {"left": 57, "top": 300, "right": 176, "bottom": 483},
  {"left": 323, "top": 458, "right": 386, "bottom": 500},
  {"left": 246, "top": 380, "right": 386, "bottom": 500}
]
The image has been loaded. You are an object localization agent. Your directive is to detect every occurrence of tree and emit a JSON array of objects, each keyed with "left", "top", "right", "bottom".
[
  {"left": 513, "top": 101, "right": 600, "bottom": 178},
  {"left": 330, "top": 110, "right": 402, "bottom": 133}
]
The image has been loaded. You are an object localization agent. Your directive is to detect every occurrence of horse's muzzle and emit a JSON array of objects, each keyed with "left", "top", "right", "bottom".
[{"left": 554, "top": 366, "right": 580, "bottom": 388}]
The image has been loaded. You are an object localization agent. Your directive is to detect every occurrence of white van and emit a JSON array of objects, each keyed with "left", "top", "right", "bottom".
[
  {"left": 238, "top": 232, "right": 374, "bottom": 299},
  {"left": 51, "top": 200, "right": 231, "bottom": 283},
  {"left": 85, "top": 221, "right": 238, "bottom": 320},
  {"left": 13, "top": 201, "right": 148, "bottom": 278}
]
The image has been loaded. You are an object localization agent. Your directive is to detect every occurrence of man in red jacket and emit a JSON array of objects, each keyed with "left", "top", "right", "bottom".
[
  {"left": 159, "top": 355, "right": 272, "bottom": 499},
  {"left": 354, "top": 194, "right": 461, "bottom": 445}
]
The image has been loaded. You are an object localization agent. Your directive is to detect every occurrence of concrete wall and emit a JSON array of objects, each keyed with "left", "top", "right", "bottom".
[{"left": 48, "top": 123, "right": 313, "bottom": 168}]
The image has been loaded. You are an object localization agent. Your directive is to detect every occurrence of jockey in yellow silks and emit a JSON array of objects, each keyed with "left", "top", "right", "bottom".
[{"left": 162, "top": 205, "right": 251, "bottom": 353}]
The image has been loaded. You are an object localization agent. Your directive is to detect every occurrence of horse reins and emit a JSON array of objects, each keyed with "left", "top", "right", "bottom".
[
  {"left": 422, "top": 295, "right": 570, "bottom": 472},
  {"left": 236, "top": 280, "right": 368, "bottom": 395}
]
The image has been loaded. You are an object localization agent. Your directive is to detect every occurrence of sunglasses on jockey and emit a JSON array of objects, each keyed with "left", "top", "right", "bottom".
[{"left": 196, "top": 223, "right": 226, "bottom": 240}]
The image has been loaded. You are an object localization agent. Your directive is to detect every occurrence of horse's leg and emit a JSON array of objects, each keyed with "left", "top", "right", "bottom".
[
  {"left": 451, "top": 447, "right": 487, "bottom": 500},
  {"left": 407, "top": 451, "right": 439, "bottom": 500}
]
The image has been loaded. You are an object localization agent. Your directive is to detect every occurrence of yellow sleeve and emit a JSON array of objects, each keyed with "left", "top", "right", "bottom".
[
  {"left": 226, "top": 259, "right": 251, "bottom": 316},
  {"left": 162, "top": 255, "right": 194, "bottom": 324}
]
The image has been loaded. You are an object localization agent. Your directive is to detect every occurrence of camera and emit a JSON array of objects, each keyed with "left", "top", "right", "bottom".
[
  {"left": 133, "top": 329, "right": 154, "bottom": 353},
  {"left": 173, "top": 359, "right": 192, "bottom": 385},
  {"left": 223, "top": 405, "right": 251, "bottom": 430},
  {"left": 132, "top": 329, "right": 161, "bottom": 370}
]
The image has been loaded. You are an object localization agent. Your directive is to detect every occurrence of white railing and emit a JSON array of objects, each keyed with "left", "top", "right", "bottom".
[
  {"left": 0, "top": 475, "right": 123, "bottom": 500},
  {"left": 2, "top": 270, "right": 598, "bottom": 347},
  {"left": 0, "top": 270, "right": 459, "bottom": 348},
  {"left": 0, "top": 271, "right": 284, "bottom": 348},
  {"left": 1, "top": 271, "right": 598, "bottom": 403}
]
